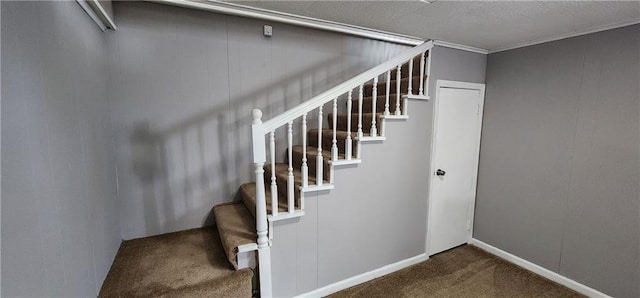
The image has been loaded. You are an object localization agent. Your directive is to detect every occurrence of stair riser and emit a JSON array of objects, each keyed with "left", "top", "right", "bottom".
[
  {"left": 363, "top": 76, "right": 422, "bottom": 97},
  {"left": 327, "top": 113, "right": 384, "bottom": 134},
  {"left": 240, "top": 194, "right": 257, "bottom": 218},
  {"left": 291, "top": 150, "right": 330, "bottom": 182},
  {"left": 263, "top": 165, "right": 305, "bottom": 204},
  {"left": 353, "top": 94, "right": 405, "bottom": 114},
  {"left": 267, "top": 176, "right": 303, "bottom": 205},
  {"left": 308, "top": 131, "right": 349, "bottom": 155},
  {"left": 240, "top": 183, "right": 289, "bottom": 218}
]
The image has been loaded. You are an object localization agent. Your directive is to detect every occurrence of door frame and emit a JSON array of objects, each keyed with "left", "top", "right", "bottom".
[{"left": 426, "top": 80, "right": 486, "bottom": 256}]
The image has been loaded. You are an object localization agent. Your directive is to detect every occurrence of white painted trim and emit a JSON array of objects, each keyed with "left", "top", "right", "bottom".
[
  {"left": 489, "top": 18, "right": 640, "bottom": 53},
  {"left": 150, "top": 0, "right": 423, "bottom": 46},
  {"left": 404, "top": 94, "right": 430, "bottom": 101},
  {"left": 433, "top": 40, "right": 489, "bottom": 55},
  {"left": 300, "top": 184, "right": 335, "bottom": 193},
  {"left": 261, "top": 41, "right": 433, "bottom": 131},
  {"left": 426, "top": 80, "right": 485, "bottom": 256},
  {"left": 357, "top": 136, "right": 386, "bottom": 142},
  {"left": 237, "top": 243, "right": 258, "bottom": 253},
  {"left": 380, "top": 115, "right": 409, "bottom": 120},
  {"left": 329, "top": 159, "right": 362, "bottom": 166},
  {"left": 76, "top": 0, "right": 107, "bottom": 31},
  {"left": 471, "top": 239, "right": 611, "bottom": 298},
  {"left": 87, "top": 0, "right": 117, "bottom": 30},
  {"left": 237, "top": 250, "right": 256, "bottom": 269},
  {"left": 296, "top": 254, "right": 428, "bottom": 297},
  {"left": 268, "top": 210, "right": 305, "bottom": 222}
]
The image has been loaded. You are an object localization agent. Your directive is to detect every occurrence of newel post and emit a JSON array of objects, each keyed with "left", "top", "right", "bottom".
[{"left": 251, "top": 109, "right": 272, "bottom": 297}]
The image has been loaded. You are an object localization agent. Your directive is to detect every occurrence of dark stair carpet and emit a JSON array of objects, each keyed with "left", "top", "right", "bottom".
[
  {"left": 212, "top": 54, "right": 425, "bottom": 271},
  {"left": 99, "top": 54, "right": 426, "bottom": 297},
  {"left": 98, "top": 227, "right": 253, "bottom": 298},
  {"left": 100, "top": 49, "right": 587, "bottom": 298},
  {"left": 99, "top": 54, "right": 425, "bottom": 297}
]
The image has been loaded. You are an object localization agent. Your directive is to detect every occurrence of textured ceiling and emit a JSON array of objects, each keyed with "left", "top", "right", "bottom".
[{"left": 225, "top": 1, "right": 640, "bottom": 51}]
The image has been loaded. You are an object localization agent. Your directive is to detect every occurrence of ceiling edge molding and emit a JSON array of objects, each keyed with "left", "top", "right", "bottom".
[
  {"left": 76, "top": 0, "right": 107, "bottom": 31},
  {"left": 489, "top": 18, "right": 640, "bottom": 54},
  {"left": 148, "top": 0, "right": 424, "bottom": 46},
  {"left": 433, "top": 40, "right": 489, "bottom": 54},
  {"left": 87, "top": 0, "right": 117, "bottom": 30}
]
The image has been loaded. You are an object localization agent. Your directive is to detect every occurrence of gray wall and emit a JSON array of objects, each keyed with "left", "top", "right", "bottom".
[
  {"left": 427, "top": 45, "right": 488, "bottom": 97},
  {"left": 270, "top": 99, "right": 432, "bottom": 297},
  {"left": 1, "top": 1, "right": 121, "bottom": 297},
  {"left": 107, "top": 1, "right": 410, "bottom": 240},
  {"left": 475, "top": 24, "right": 639, "bottom": 297},
  {"left": 269, "top": 45, "right": 487, "bottom": 297}
]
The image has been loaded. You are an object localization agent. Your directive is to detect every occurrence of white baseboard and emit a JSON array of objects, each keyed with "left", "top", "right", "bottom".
[
  {"left": 295, "top": 253, "right": 428, "bottom": 297},
  {"left": 470, "top": 238, "right": 610, "bottom": 298}
]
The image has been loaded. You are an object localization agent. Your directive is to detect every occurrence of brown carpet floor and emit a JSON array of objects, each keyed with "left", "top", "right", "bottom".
[
  {"left": 329, "top": 245, "right": 585, "bottom": 298},
  {"left": 99, "top": 227, "right": 253, "bottom": 298}
]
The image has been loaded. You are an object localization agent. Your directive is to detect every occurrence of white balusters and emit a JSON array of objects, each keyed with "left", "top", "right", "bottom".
[
  {"left": 316, "top": 105, "right": 323, "bottom": 186},
  {"left": 301, "top": 113, "right": 308, "bottom": 187},
  {"left": 357, "top": 85, "right": 364, "bottom": 140},
  {"left": 395, "top": 65, "right": 402, "bottom": 115},
  {"left": 425, "top": 50, "right": 432, "bottom": 97},
  {"left": 403, "top": 96, "right": 409, "bottom": 116},
  {"left": 384, "top": 71, "right": 391, "bottom": 116},
  {"left": 251, "top": 109, "right": 272, "bottom": 298},
  {"left": 247, "top": 42, "right": 437, "bottom": 297},
  {"left": 357, "top": 85, "right": 364, "bottom": 159},
  {"left": 331, "top": 98, "right": 338, "bottom": 161},
  {"left": 419, "top": 52, "right": 425, "bottom": 96},
  {"left": 254, "top": 161, "right": 272, "bottom": 296},
  {"left": 408, "top": 58, "right": 414, "bottom": 95},
  {"left": 287, "top": 122, "right": 294, "bottom": 213},
  {"left": 269, "top": 130, "right": 277, "bottom": 216},
  {"left": 346, "top": 90, "right": 353, "bottom": 160},
  {"left": 331, "top": 98, "right": 338, "bottom": 184},
  {"left": 370, "top": 77, "right": 378, "bottom": 137}
]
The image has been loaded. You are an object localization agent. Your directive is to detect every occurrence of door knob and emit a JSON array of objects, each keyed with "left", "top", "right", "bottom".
[{"left": 436, "top": 169, "right": 446, "bottom": 176}]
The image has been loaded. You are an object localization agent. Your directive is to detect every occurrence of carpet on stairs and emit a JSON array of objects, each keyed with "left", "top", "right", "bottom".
[
  {"left": 211, "top": 53, "right": 425, "bottom": 271},
  {"left": 328, "top": 244, "right": 585, "bottom": 298},
  {"left": 98, "top": 227, "right": 253, "bottom": 298}
]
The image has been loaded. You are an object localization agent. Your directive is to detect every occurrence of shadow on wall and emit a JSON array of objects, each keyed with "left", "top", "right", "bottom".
[{"left": 128, "top": 56, "right": 350, "bottom": 235}]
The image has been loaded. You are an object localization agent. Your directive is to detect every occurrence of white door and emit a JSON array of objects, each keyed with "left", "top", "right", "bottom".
[{"left": 428, "top": 80, "right": 485, "bottom": 256}]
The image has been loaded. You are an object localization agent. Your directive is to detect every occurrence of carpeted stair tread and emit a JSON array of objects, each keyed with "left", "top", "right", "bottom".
[
  {"left": 98, "top": 227, "right": 253, "bottom": 297},
  {"left": 239, "top": 182, "right": 288, "bottom": 218},
  {"left": 264, "top": 163, "right": 330, "bottom": 202},
  {"left": 291, "top": 145, "right": 342, "bottom": 181},
  {"left": 354, "top": 93, "right": 407, "bottom": 113},
  {"left": 264, "top": 162, "right": 329, "bottom": 185},
  {"left": 213, "top": 202, "right": 256, "bottom": 270},
  {"left": 291, "top": 145, "right": 347, "bottom": 161},
  {"left": 363, "top": 75, "right": 423, "bottom": 96},
  {"left": 308, "top": 128, "right": 374, "bottom": 154},
  {"left": 328, "top": 112, "right": 384, "bottom": 133}
]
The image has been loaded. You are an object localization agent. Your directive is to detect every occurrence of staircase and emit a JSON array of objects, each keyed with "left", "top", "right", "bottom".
[{"left": 213, "top": 41, "right": 433, "bottom": 297}]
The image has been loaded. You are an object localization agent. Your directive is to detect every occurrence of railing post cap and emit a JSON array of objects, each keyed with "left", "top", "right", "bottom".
[{"left": 252, "top": 109, "right": 263, "bottom": 124}]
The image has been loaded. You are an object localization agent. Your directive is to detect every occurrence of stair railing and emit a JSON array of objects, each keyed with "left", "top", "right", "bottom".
[{"left": 250, "top": 40, "right": 433, "bottom": 297}]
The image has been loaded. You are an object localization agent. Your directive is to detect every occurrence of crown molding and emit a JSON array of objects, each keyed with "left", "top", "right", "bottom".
[
  {"left": 433, "top": 40, "right": 488, "bottom": 54},
  {"left": 489, "top": 18, "right": 640, "bottom": 53},
  {"left": 76, "top": 0, "right": 117, "bottom": 31},
  {"left": 149, "top": 0, "right": 424, "bottom": 46}
]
